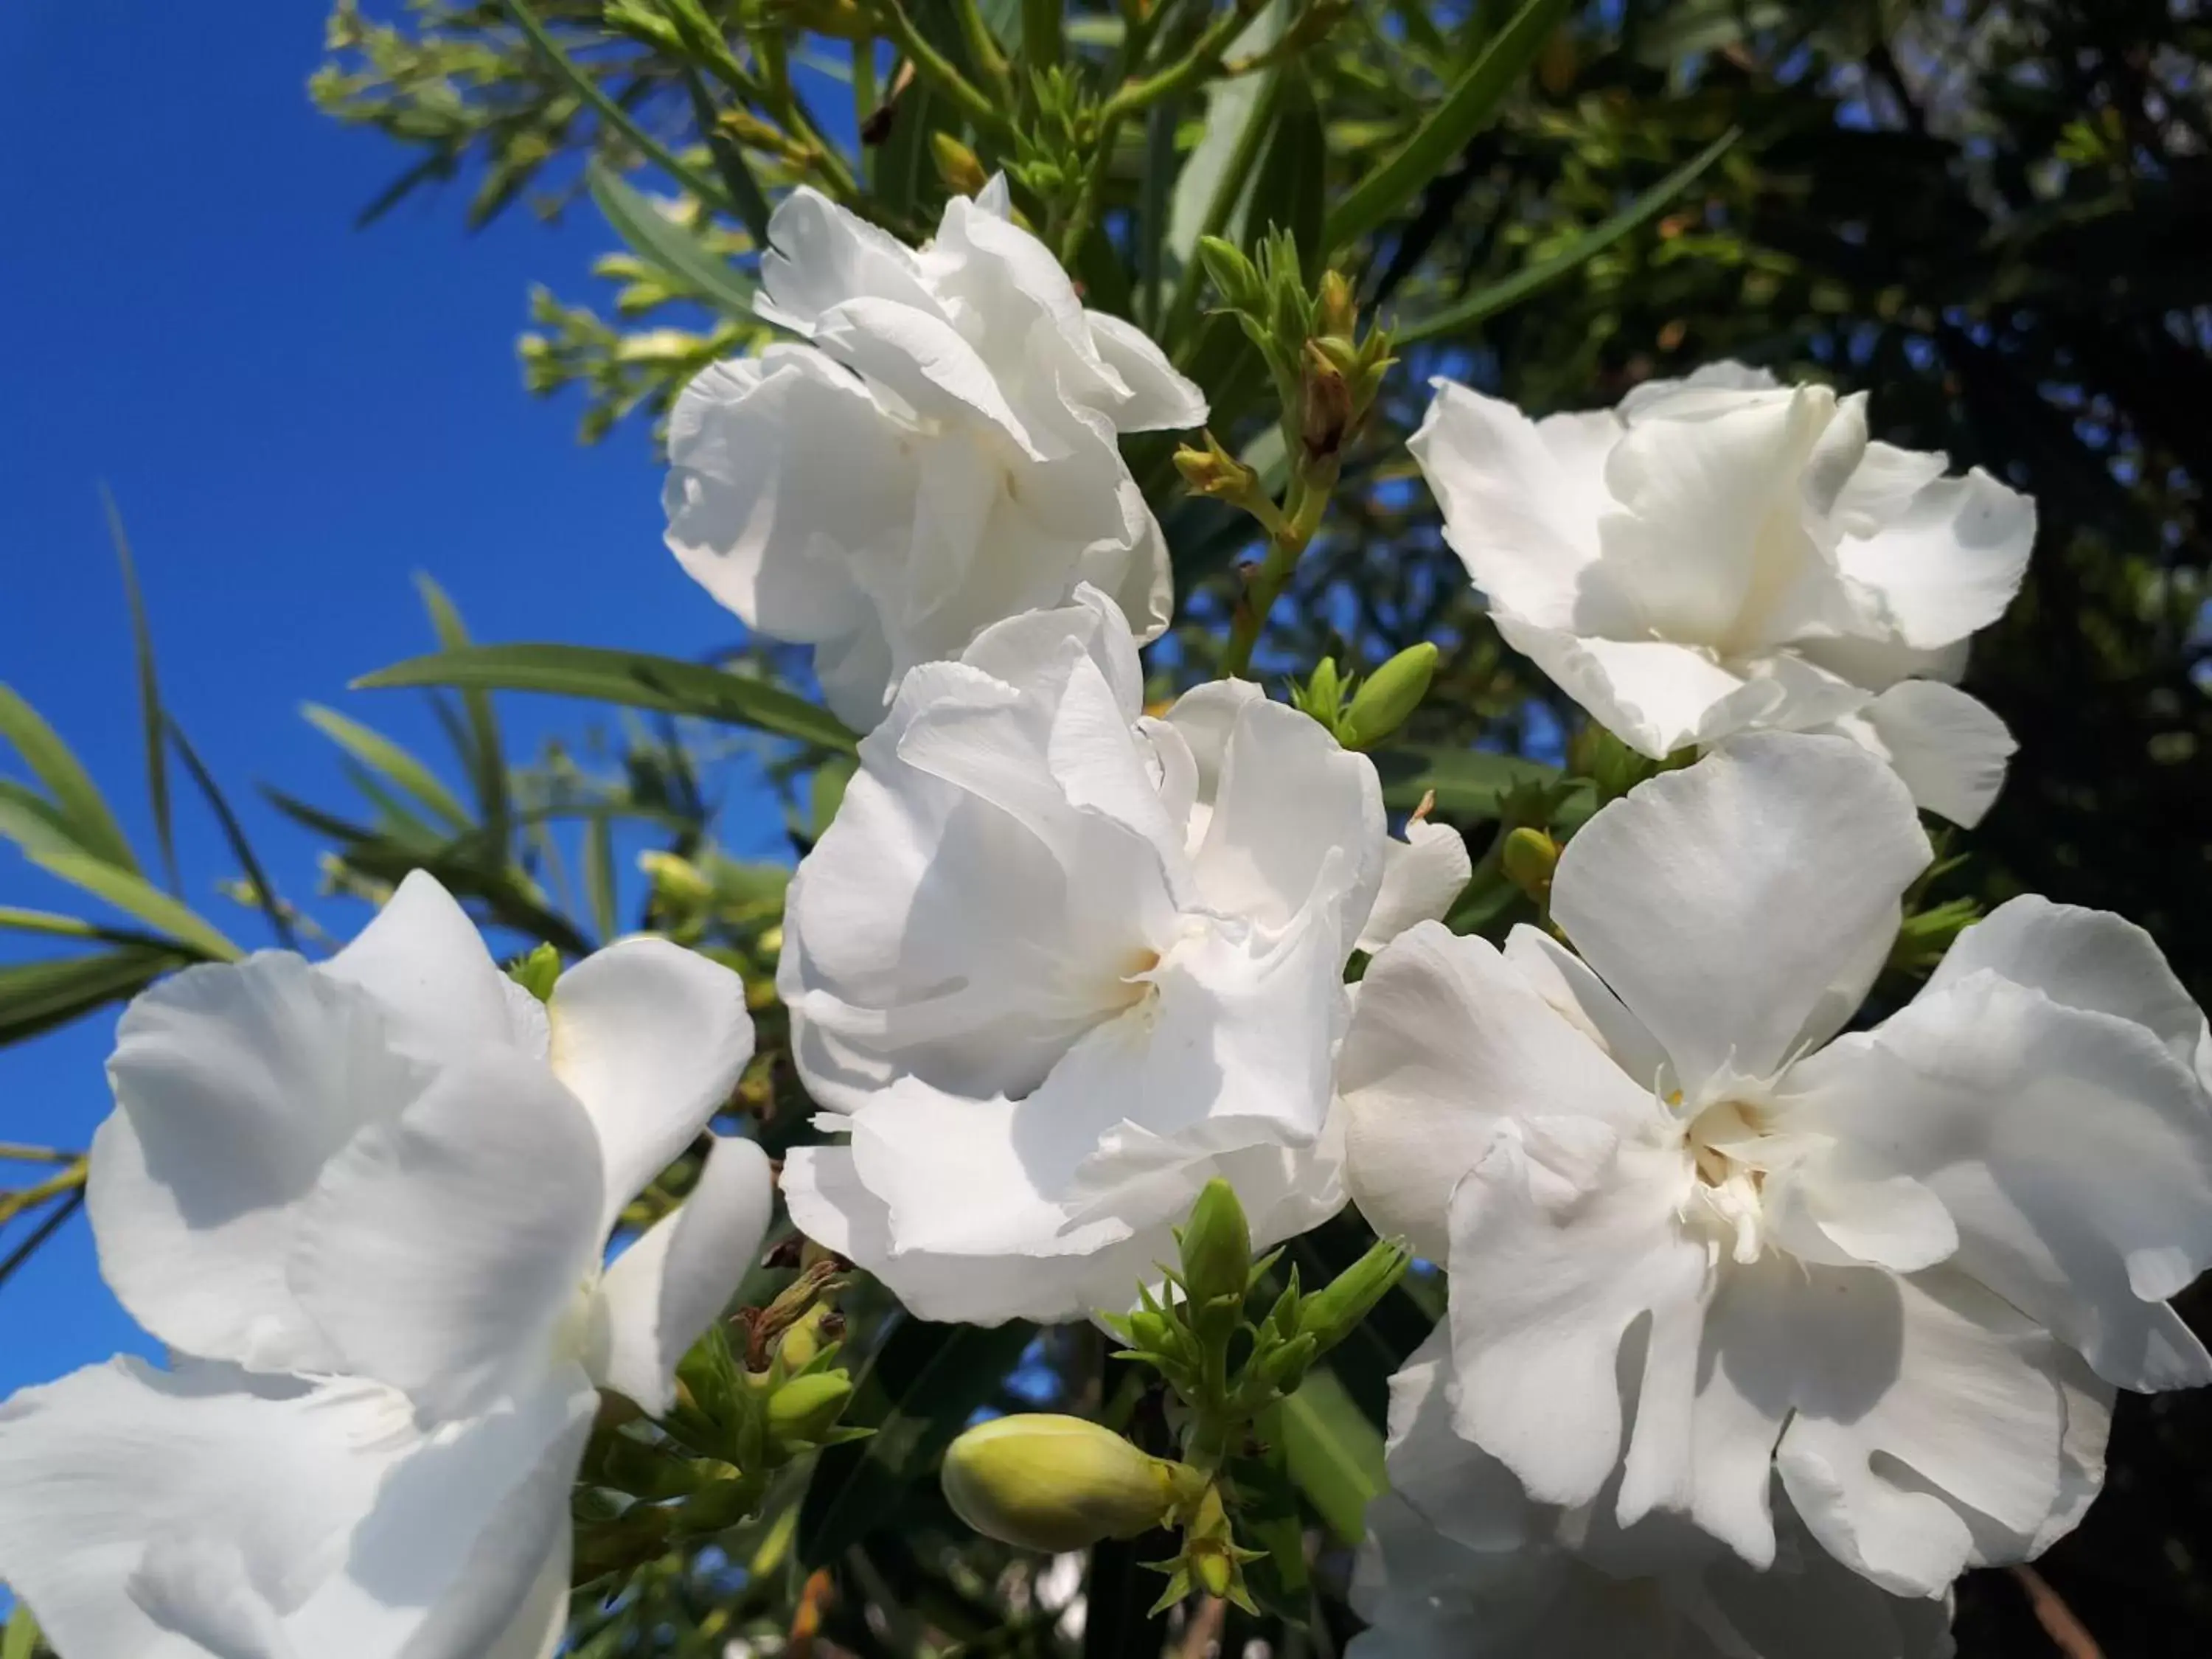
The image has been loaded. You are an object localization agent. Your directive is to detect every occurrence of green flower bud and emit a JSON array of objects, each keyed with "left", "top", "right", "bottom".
[
  {"left": 1177, "top": 1178, "right": 1252, "bottom": 1314},
  {"left": 1298, "top": 340, "right": 1353, "bottom": 462},
  {"left": 1296, "top": 1237, "right": 1411, "bottom": 1358},
  {"left": 1174, "top": 431, "right": 1260, "bottom": 501},
  {"left": 1197, "top": 237, "right": 1263, "bottom": 310},
  {"left": 1500, "top": 827, "right": 1561, "bottom": 900},
  {"left": 639, "top": 849, "right": 714, "bottom": 908},
  {"left": 931, "top": 132, "right": 989, "bottom": 199},
  {"left": 767, "top": 1371, "right": 855, "bottom": 1451},
  {"left": 942, "top": 1415, "right": 1200, "bottom": 1552},
  {"left": 1339, "top": 642, "right": 1439, "bottom": 749},
  {"left": 504, "top": 942, "right": 561, "bottom": 1004}
]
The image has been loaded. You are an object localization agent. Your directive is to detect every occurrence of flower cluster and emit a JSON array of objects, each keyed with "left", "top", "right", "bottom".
[{"left": 4, "top": 176, "right": 2206, "bottom": 1659}]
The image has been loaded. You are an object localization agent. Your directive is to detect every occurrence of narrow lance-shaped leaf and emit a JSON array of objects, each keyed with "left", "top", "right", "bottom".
[
  {"left": 302, "top": 704, "right": 474, "bottom": 832},
  {"left": 1395, "top": 128, "right": 1743, "bottom": 346},
  {"left": 102, "top": 487, "right": 177, "bottom": 894},
  {"left": 1324, "top": 0, "right": 1573, "bottom": 254},
  {"left": 166, "top": 716, "right": 299, "bottom": 950},
  {"left": 355, "top": 642, "right": 861, "bottom": 754},
  {"left": 30, "top": 852, "right": 241, "bottom": 964},
  {"left": 414, "top": 574, "right": 510, "bottom": 849},
  {"left": 0, "top": 685, "right": 137, "bottom": 873},
  {"left": 588, "top": 159, "right": 759, "bottom": 321},
  {"left": 583, "top": 813, "right": 619, "bottom": 945},
  {"left": 0, "top": 947, "right": 188, "bottom": 1047},
  {"left": 1277, "top": 1366, "right": 1386, "bottom": 1545}
]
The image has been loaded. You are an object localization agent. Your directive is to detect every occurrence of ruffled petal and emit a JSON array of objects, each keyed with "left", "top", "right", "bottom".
[
  {"left": 1356, "top": 821, "right": 1472, "bottom": 953},
  {"left": 1550, "top": 734, "right": 1929, "bottom": 1096},
  {"left": 322, "top": 871, "right": 543, "bottom": 1065},
  {"left": 1837, "top": 467, "right": 2035, "bottom": 649},
  {"left": 1493, "top": 619, "right": 1784, "bottom": 759},
  {"left": 589, "top": 1135, "right": 776, "bottom": 1414},
  {"left": 1785, "top": 973, "right": 2212, "bottom": 1390},
  {"left": 546, "top": 936, "right": 756, "bottom": 1234},
  {"left": 1830, "top": 678, "right": 2015, "bottom": 827},
  {"left": 1082, "top": 310, "right": 1208, "bottom": 431},
  {"left": 288, "top": 1048, "right": 606, "bottom": 1419},
  {"left": 1338, "top": 924, "right": 1658, "bottom": 1259},
  {"left": 91, "top": 953, "right": 431, "bottom": 1373}
]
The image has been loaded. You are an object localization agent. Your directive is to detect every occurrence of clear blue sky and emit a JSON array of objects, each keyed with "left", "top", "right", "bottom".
[{"left": 0, "top": 4, "right": 792, "bottom": 1399}]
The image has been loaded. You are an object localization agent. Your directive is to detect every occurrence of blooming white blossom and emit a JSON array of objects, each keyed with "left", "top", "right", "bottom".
[
  {"left": 664, "top": 176, "right": 1206, "bottom": 731},
  {"left": 1411, "top": 364, "right": 2034, "bottom": 823},
  {"left": 779, "top": 586, "right": 1464, "bottom": 1324},
  {"left": 0, "top": 872, "right": 771, "bottom": 1658},
  {"left": 1338, "top": 734, "right": 2212, "bottom": 1597},
  {"left": 1349, "top": 1330, "right": 1961, "bottom": 1659}
]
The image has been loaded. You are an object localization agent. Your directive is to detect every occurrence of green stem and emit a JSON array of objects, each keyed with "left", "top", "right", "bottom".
[
  {"left": 868, "top": 0, "right": 1016, "bottom": 139},
  {"left": 952, "top": 0, "right": 1018, "bottom": 107},
  {"left": 1219, "top": 454, "right": 1338, "bottom": 680},
  {"left": 1103, "top": 0, "right": 1268, "bottom": 121}
]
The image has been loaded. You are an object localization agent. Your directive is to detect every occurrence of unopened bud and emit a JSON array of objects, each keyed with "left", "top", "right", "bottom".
[
  {"left": 1500, "top": 827, "right": 1560, "bottom": 900},
  {"left": 639, "top": 849, "right": 714, "bottom": 907},
  {"left": 942, "top": 1415, "right": 1200, "bottom": 1552},
  {"left": 1177, "top": 1178, "right": 1252, "bottom": 1313},
  {"left": 1299, "top": 341, "right": 1353, "bottom": 462},
  {"left": 931, "top": 132, "right": 989, "bottom": 198},
  {"left": 505, "top": 942, "right": 561, "bottom": 1003},
  {"left": 768, "top": 1371, "right": 856, "bottom": 1450},
  {"left": 1339, "top": 642, "right": 1437, "bottom": 749},
  {"left": 1296, "top": 1237, "right": 1411, "bottom": 1357},
  {"left": 1316, "top": 268, "right": 1357, "bottom": 338},
  {"left": 1197, "top": 237, "right": 1263, "bottom": 310},
  {"left": 1173, "top": 431, "right": 1259, "bottom": 501}
]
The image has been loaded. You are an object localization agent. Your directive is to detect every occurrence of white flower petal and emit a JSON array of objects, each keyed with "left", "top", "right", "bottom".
[
  {"left": 1550, "top": 734, "right": 1929, "bottom": 1095},
  {"left": 1082, "top": 310, "right": 1208, "bottom": 431},
  {"left": 1775, "top": 1267, "right": 2066, "bottom": 1597},
  {"left": 1500, "top": 925, "right": 1672, "bottom": 1089},
  {"left": 0, "top": 1360, "right": 402, "bottom": 1659},
  {"left": 288, "top": 1048, "right": 607, "bottom": 1419},
  {"left": 1357, "top": 821, "right": 1472, "bottom": 953},
  {"left": 1787, "top": 973, "right": 2212, "bottom": 1389},
  {"left": 1599, "top": 385, "right": 1834, "bottom": 648},
  {"left": 1837, "top": 467, "right": 2034, "bottom": 649},
  {"left": 1161, "top": 678, "right": 1267, "bottom": 804},
  {"left": 322, "top": 871, "right": 543, "bottom": 1065},
  {"left": 1191, "top": 696, "right": 1384, "bottom": 935},
  {"left": 756, "top": 186, "right": 936, "bottom": 333},
  {"left": 1445, "top": 1119, "right": 1711, "bottom": 1512},
  {"left": 1339, "top": 925, "right": 1657, "bottom": 1259},
  {"left": 1834, "top": 678, "right": 2015, "bottom": 827},
  {"left": 90, "top": 953, "right": 430, "bottom": 1374},
  {"left": 1409, "top": 381, "right": 1613, "bottom": 632},
  {"left": 1926, "top": 893, "right": 2207, "bottom": 1068},
  {"left": 1493, "top": 619, "right": 1782, "bottom": 759},
  {"left": 547, "top": 936, "right": 756, "bottom": 1234},
  {"left": 590, "top": 1135, "right": 776, "bottom": 1414},
  {"left": 814, "top": 296, "right": 1043, "bottom": 453}
]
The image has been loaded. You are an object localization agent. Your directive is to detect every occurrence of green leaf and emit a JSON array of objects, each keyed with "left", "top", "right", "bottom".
[
  {"left": 1245, "top": 66, "right": 1326, "bottom": 283},
  {"left": 678, "top": 61, "right": 772, "bottom": 246},
  {"left": 103, "top": 487, "right": 177, "bottom": 894},
  {"left": 1324, "top": 0, "right": 1572, "bottom": 253},
  {"left": 0, "top": 684, "right": 137, "bottom": 873},
  {"left": 302, "top": 705, "right": 473, "bottom": 832},
  {"left": 503, "top": 0, "right": 730, "bottom": 212},
  {"left": 587, "top": 160, "right": 757, "bottom": 321},
  {"left": 0, "top": 945, "right": 186, "bottom": 1046},
  {"left": 31, "top": 852, "right": 241, "bottom": 963},
  {"left": 1166, "top": 2, "right": 1289, "bottom": 274},
  {"left": 355, "top": 644, "right": 860, "bottom": 754},
  {"left": 583, "top": 813, "right": 619, "bottom": 944},
  {"left": 1278, "top": 1366, "right": 1386, "bottom": 1545},
  {"left": 414, "top": 575, "right": 510, "bottom": 846},
  {"left": 1373, "top": 745, "right": 1568, "bottom": 816},
  {"left": 0, "top": 905, "right": 170, "bottom": 947},
  {"left": 1396, "top": 128, "right": 1742, "bottom": 346},
  {"left": 3, "top": 1599, "right": 39, "bottom": 1659},
  {"left": 167, "top": 717, "right": 299, "bottom": 950},
  {"left": 0, "top": 782, "right": 83, "bottom": 863},
  {"left": 797, "top": 1318, "right": 1037, "bottom": 1567}
]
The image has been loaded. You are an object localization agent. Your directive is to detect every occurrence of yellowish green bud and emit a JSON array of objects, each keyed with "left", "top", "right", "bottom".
[
  {"left": 1299, "top": 340, "right": 1353, "bottom": 462},
  {"left": 942, "top": 1415, "right": 1200, "bottom": 1552},
  {"left": 767, "top": 1371, "right": 856, "bottom": 1450},
  {"left": 1177, "top": 1178, "right": 1252, "bottom": 1313},
  {"left": 639, "top": 849, "right": 714, "bottom": 907},
  {"left": 1339, "top": 642, "right": 1438, "bottom": 749},
  {"left": 504, "top": 942, "right": 561, "bottom": 1003},
  {"left": 1316, "top": 268, "right": 1357, "bottom": 339},
  {"left": 1295, "top": 1237, "right": 1411, "bottom": 1358},
  {"left": 1173, "top": 431, "right": 1259, "bottom": 501},
  {"left": 1501, "top": 827, "right": 1561, "bottom": 900},
  {"left": 931, "top": 132, "right": 990, "bottom": 199}
]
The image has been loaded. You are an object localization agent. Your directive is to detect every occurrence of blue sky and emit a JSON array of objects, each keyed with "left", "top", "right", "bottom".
[{"left": 0, "top": 4, "right": 792, "bottom": 1398}]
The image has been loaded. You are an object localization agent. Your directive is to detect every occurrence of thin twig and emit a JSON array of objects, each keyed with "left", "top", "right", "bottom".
[
  {"left": 2010, "top": 1565, "right": 2104, "bottom": 1659},
  {"left": 0, "top": 1188, "right": 86, "bottom": 1291}
]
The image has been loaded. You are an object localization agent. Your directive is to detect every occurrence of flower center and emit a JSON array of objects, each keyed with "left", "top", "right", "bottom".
[{"left": 1677, "top": 1097, "right": 1775, "bottom": 1265}]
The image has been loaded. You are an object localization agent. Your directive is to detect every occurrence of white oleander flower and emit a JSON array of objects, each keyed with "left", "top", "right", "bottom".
[
  {"left": 664, "top": 176, "right": 1206, "bottom": 732},
  {"left": 1338, "top": 734, "right": 2212, "bottom": 1597},
  {"left": 1411, "top": 364, "right": 2035, "bottom": 823},
  {"left": 0, "top": 872, "right": 771, "bottom": 1659},
  {"left": 779, "top": 587, "right": 1464, "bottom": 1324},
  {"left": 1349, "top": 1330, "right": 1964, "bottom": 1659}
]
